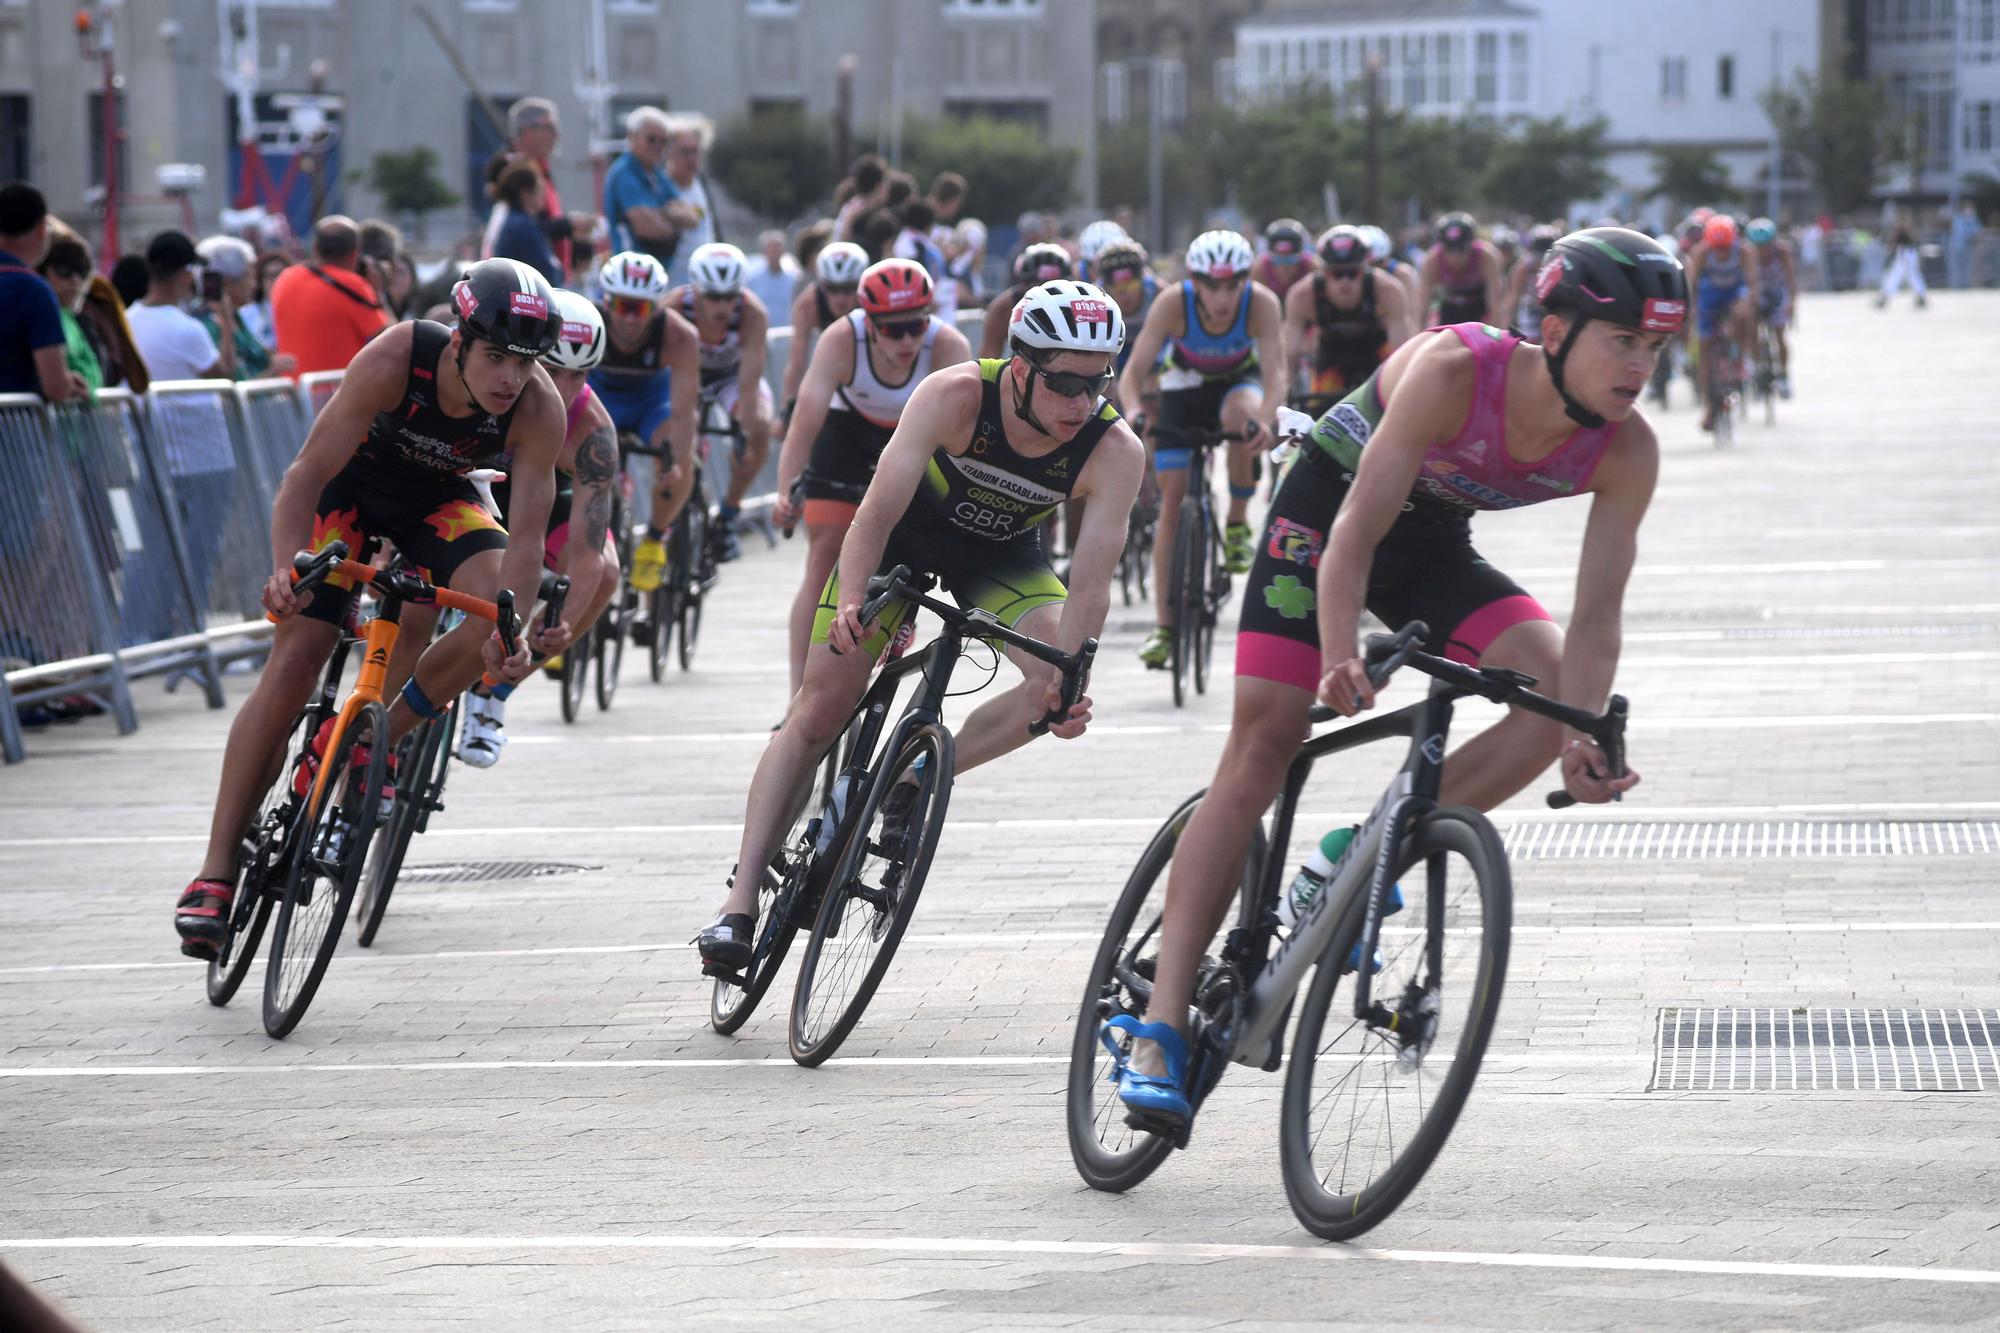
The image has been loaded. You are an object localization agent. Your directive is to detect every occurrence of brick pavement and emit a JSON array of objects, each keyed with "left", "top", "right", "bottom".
[{"left": 2, "top": 292, "right": 1998, "bottom": 1329}]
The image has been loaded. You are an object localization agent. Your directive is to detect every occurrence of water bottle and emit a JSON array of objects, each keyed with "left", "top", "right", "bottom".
[
  {"left": 813, "top": 773, "right": 856, "bottom": 855},
  {"left": 1278, "top": 826, "right": 1357, "bottom": 930}
]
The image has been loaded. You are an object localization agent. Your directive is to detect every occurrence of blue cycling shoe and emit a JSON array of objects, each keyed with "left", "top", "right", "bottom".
[
  {"left": 1343, "top": 881, "right": 1406, "bottom": 975},
  {"left": 1100, "top": 1014, "right": 1191, "bottom": 1128}
]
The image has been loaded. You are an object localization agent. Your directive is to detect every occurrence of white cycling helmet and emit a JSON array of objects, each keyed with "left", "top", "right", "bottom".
[
  {"left": 815, "top": 240, "right": 867, "bottom": 288},
  {"left": 598, "top": 251, "right": 669, "bottom": 303},
  {"left": 687, "top": 241, "right": 747, "bottom": 296},
  {"left": 1185, "top": 229, "right": 1254, "bottom": 279},
  {"left": 1078, "top": 219, "right": 1129, "bottom": 265},
  {"left": 1361, "top": 225, "right": 1393, "bottom": 263},
  {"left": 1008, "top": 279, "right": 1126, "bottom": 359},
  {"left": 544, "top": 289, "right": 606, "bottom": 371}
]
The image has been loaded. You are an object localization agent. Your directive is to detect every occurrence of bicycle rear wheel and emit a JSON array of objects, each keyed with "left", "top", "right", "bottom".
[
  {"left": 678, "top": 501, "right": 709, "bottom": 671},
  {"left": 263, "top": 702, "right": 388, "bottom": 1038},
  {"left": 1194, "top": 512, "right": 1224, "bottom": 697},
  {"left": 647, "top": 579, "right": 676, "bottom": 683},
  {"left": 1279, "top": 806, "right": 1510, "bottom": 1240},
  {"left": 1169, "top": 497, "right": 1202, "bottom": 708},
  {"left": 355, "top": 704, "right": 451, "bottom": 948},
  {"left": 789, "top": 724, "right": 954, "bottom": 1066},
  {"left": 710, "top": 742, "right": 841, "bottom": 1035},
  {"left": 207, "top": 705, "right": 317, "bottom": 1005}
]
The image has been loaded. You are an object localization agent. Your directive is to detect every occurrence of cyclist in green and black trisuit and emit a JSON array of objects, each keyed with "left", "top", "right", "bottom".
[{"left": 697, "top": 280, "right": 1146, "bottom": 970}]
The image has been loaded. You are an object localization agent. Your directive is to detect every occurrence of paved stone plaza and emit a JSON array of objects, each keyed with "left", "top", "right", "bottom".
[{"left": 3, "top": 293, "right": 1997, "bottom": 1330}]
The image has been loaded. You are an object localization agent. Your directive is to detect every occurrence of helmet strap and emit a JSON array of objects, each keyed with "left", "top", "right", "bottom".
[
  {"left": 1010, "top": 356, "right": 1056, "bottom": 440},
  {"left": 1543, "top": 315, "right": 1607, "bottom": 430},
  {"left": 453, "top": 328, "right": 499, "bottom": 417}
]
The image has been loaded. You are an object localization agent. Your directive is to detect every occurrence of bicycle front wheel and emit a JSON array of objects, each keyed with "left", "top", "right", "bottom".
[
  {"left": 559, "top": 623, "right": 591, "bottom": 722},
  {"left": 1194, "top": 513, "right": 1224, "bottom": 697},
  {"left": 356, "top": 706, "right": 450, "bottom": 948},
  {"left": 678, "top": 503, "right": 709, "bottom": 671},
  {"left": 789, "top": 724, "right": 954, "bottom": 1067},
  {"left": 263, "top": 701, "right": 388, "bottom": 1038},
  {"left": 1169, "top": 497, "right": 1202, "bottom": 708},
  {"left": 1279, "top": 806, "right": 1511, "bottom": 1240},
  {"left": 207, "top": 704, "right": 317, "bottom": 1005}
]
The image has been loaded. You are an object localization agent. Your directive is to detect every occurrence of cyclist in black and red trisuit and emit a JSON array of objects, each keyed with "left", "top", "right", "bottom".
[{"left": 171, "top": 259, "right": 572, "bottom": 960}]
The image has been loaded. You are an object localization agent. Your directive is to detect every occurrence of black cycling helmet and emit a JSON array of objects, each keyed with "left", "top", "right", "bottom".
[
  {"left": 451, "top": 258, "right": 562, "bottom": 360},
  {"left": 1526, "top": 223, "right": 1561, "bottom": 257},
  {"left": 1264, "top": 217, "right": 1310, "bottom": 259},
  {"left": 1013, "top": 242, "right": 1073, "bottom": 285},
  {"left": 1532, "top": 226, "right": 1689, "bottom": 428},
  {"left": 1317, "top": 224, "right": 1369, "bottom": 268},
  {"left": 1437, "top": 211, "right": 1476, "bottom": 251}
]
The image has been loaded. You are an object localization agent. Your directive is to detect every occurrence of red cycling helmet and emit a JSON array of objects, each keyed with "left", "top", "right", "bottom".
[
  {"left": 1703, "top": 214, "right": 1738, "bottom": 251},
  {"left": 858, "top": 258, "right": 933, "bottom": 316}
]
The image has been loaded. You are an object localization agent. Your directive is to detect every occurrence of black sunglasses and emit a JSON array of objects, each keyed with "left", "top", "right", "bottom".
[
  {"left": 1193, "top": 273, "right": 1245, "bottom": 290},
  {"left": 872, "top": 315, "right": 927, "bottom": 340},
  {"left": 821, "top": 281, "right": 858, "bottom": 296},
  {"left": 1327, "top": 267, "right": 1363, "bottom": 280},
  {"left": 1030, "top": 361, "right": 1113, "bottom": 400}
]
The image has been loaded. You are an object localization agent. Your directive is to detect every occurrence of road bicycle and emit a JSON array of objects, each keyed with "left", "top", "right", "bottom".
[
  {"left": 1150, "top": 424, "right": 1256, "bottom": 707},
  {"left": 1070, "top": 620, "right": 1628, "bottom": 1238},
  {"left": 707, "top": 565, "right": 1094, "bottom": 1069}
]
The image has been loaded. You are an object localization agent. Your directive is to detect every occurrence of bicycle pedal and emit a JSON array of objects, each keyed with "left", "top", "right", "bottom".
[{"left": 699, "top": 960, "right": 746, "bottom": 986}]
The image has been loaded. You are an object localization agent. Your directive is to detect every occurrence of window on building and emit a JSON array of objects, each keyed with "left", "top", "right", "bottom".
[
  {"left": 1475, "top": 31, "right": 1498, "bottom": 105},
  {"left": 1660, "top": 56, "right": 1688, "bottom": 100},
  {"left": 1434, "top": 33, "right": 1454, "bottom": 103},
  {"left": 87, "top": 91, "right": 129, "bottom": 195},
  {"left": 1717, "top": 54, "right": 1734, "bottom": 99},
  {"left": 944, "top": 99, "right": 1048, "bottom": 130},
  {"left": 1317, "top": 38, "right": 1331, "bottom": 76},
  {"left": 1506, "top": 32, "right": 1528, "bottom": 102},
  {"left": 942, "top": 0, "right": 1044, "bottom": 15},
  {"left": 607, "top": 0, "right": 658, "bottom": 11},
  {"left": 463, "top": 0, "right": 517, "bottom": 12},
  {"left": 1159, "top": 58, "right": 1187, "bottom": 126},
  {"left": 1214, "top": 55, "right": 1238, "bottom": 108},
  {"left": 1404, "top": 34, "right": 1426, "bottom": 106},
  {"left": 746, "top": 0, "right": 798, "bottom": 12},
  {"left": 1979, "top": 100, "right": 1995, "bottom": 151},
  {"left": 1258, "top": 42, "right": 1271, "bottom": 78},
  {"left": 1101, "top": 61, "right": 1128, "bottom": 125},
  {"left": 0, "top": 97, "right": 25, "bottom": 183}
]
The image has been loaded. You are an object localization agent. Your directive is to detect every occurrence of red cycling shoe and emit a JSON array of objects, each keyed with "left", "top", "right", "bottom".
[{"left": 174, "top": 879, "right": 235, "bottom": 960}]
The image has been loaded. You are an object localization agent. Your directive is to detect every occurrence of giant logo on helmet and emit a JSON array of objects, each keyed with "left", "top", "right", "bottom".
[
  {"left": 1071, "top": 299, "right": 1110, "bottom": 326},
  {"left": 1640, "top": 298, "right": 1685, "bottom": 333},
  {"left": 509, "top": 291, "right": 549, "bottom": 320}
]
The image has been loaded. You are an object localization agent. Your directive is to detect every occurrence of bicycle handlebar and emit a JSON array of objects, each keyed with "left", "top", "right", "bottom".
[
  {"left": 283, "top": 543, "right": 516, "bottom": 628},
  {"left": 527, "top": 572, "right": 570, "bottom": 666},
  {"left": 1149, "top": 423, "right": 1263, "bottom": 448},
  {"left": 852, "top": 565, "right": 1097, "bottom": 737},
  {"left": 1309, "top": 619, "right": 1631, "bottom": 809}
]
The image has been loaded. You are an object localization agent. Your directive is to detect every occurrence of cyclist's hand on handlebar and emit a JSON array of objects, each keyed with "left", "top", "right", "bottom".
[
  {"left": 1560, "top": 737, "right": 1640, "bottom": 804},
  {"left": 824, "top": 601, "right": 869, "bottom": 657},
  {"left": 657, "top": 461, "right": 684, "bottom": 493},
  {"left": 1039, "top": 677, "right": 1093, "bottom": 740},
  {"left": 1317, "top": 656, "right": 1377, "bottom": 716},
  {"left": 527, "top": 619, "right": 573, "bottom": 659},
  {"left": 482, "top": 626, "right": 534, "bottom": 685},
  {"left": 773, "top": 489, "right": 802, "bottom": 531},
  {"left": 262, "top": 569, "right": 312, "bottom": 620}
]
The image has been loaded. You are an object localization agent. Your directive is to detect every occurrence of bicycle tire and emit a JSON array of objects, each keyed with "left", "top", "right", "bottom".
[
  {"left": 559, "top": 621, "right": 591, "bottom": 722},
  {"left": 598, "top": 577, "right": 628, "bottom": 710},
  {"left": 789, "top": 724, "right": 955, "bottom": 1067},
  {"left": 206, "top": 704, "right": 317, "bottom": 1006},
  {"left": 1279, "top": 806, "right": 1511, "bottom": 1240},
  {"left": 647, "top": 581, "right": 675, "bottom": 683},
  {"left": 1169, "top": 496, "right": 1202, "bottom": 708},
  {"left": 262, "top": 701, "right": 388, "bottom": 1038},
  {"left": 710, "top": 743, "right": 841, "bottom": 1035},
  {"left": 1194, "top": 511, "right": 1222, "bottom": 697},
  {"left": 355, "top": 705, "right": 450, "bottom": 948},
  {"left": 678, "top": 503, "right": 709, "bottom": 671}
]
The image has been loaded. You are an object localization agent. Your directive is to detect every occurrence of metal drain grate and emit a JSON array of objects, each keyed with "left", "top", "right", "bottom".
[
  {"left": 1644, "top": 623, "right": 2000, "bottom": 641},
  {"left": 397, "top": 860, "right": 601, "bottom": 883},
  {"left": 1651, "top": 1007, "right": 2000, "bottom": 1092},
  {"left": 1501, "top": 820, "right": 1999, "bottom": 861}
]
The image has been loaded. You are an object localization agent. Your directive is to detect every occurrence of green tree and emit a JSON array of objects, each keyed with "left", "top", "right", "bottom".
[
  {"left": 1760, "top": 72, "right": 1897, "bottom": 216},
  {"left": 1482, "top": 114, "right": 1612, "bottom": 219},
  {"left": 366, "top": 146, "right": 458, "bottom": 225},
  {"left": 1096, "top": 119, "right": 1207, "bottom": 223},
  {"left": 898, "top": 113, "right": 1078, "bottom": 223},
  {"left": 710, "top": 108, "right": 837, "bottom": 223},
  {"left": 1201, "top": 87, "right": 1354, "bottom": 225},
  {"left": 1377, "top": 111, "right": 1501, "bottom": 224},
  {"left": 1646, "top": 144, "right": 1736, "bottom": 214}
]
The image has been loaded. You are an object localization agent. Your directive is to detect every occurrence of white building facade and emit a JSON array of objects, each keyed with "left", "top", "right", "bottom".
[
  {"left": 1863, "top": 0, "right": 2000, "bottom": 201},
  {"left": 1235, "top": 0, "right": 1822, "bottom": 222}
]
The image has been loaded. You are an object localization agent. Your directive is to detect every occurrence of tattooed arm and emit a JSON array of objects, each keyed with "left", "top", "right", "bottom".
[{"left": 567, "top": 421, "right": 619, "bottom": 585}]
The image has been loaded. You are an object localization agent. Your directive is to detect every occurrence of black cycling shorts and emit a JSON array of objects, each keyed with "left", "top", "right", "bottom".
[
  {"left": 803, "top": 409, "right": 895, "bottom": 520},
  {"left": 1154, "top": 373, "right": 1261, "bottom": 472},
  {"left": 302, "top": 461, "right": 509, "bottom": 627},
  {"left": 1235, "top": 446, "right": 1551, "bottom": 690}
]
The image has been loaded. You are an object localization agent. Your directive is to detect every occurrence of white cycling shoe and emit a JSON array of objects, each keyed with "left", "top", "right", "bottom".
[{"left": 457, "top": 694, "right": 507, "bottom": 769}]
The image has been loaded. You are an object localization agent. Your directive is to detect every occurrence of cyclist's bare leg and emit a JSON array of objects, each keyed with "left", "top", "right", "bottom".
[
  {"left": 649, "top": 422, "right": 692, "bottom": 533},
  {"left": 1433, "top": 619, "right": 1566, "bottom": 810},
  {"left": 1150, "top": 467, "right": 1191, "bottom": 625},
  {"left": 384, "top": 603, "right": 439, "bottom": 702},
  {"left": 721, "top": 632, "right": 878, "bottom": 918},
  {"left": 725, "top": 413, "right": 770, "bottom": 512},
  {"left": 1133, "top": 675, "right": 1313, "bottom": 1071},
  {"left": 388, "top": 548, "right": 505, "bottom": 743},
  {"left": 949, "top": 602, "right": 1070, "bottom": 772},
  {"left": 195, "top": 616, "right": 341, "bottom": 881},
  {"left": 789, "top": 520, "right": 846, "bottom": 695},
  {"left": 1775, "top": 325, "right": 1791, "bottom": 378},
  {"left": 1221, "top": 386, "right": 1263, "bottom": 527},
  {"left": 570, "top": 540, "right": 619, "bottom": 635}
]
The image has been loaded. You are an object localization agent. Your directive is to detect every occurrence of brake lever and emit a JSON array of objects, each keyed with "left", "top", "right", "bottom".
[
  {"left": 528, "top": 576, "right": 570, "bottom": 665},
  {"left": 1547, "top": 695, "right": 1628, "bottom": 809},
  {"left": 1030, "top": 638, "right": 1097, "bottom": 737}
]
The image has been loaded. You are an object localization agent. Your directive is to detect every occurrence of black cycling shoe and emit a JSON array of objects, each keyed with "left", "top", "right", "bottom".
[
  {"left": 877, "top": 779, "right": 920, "bottom": 860},
  {"left": 697, "top": 912, "right": 756, "bottom": 975}
]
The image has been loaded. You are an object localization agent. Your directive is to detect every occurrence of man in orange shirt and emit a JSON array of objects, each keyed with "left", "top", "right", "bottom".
[{"left": 270, "top": 215, "right": 391, "bottom": 376}]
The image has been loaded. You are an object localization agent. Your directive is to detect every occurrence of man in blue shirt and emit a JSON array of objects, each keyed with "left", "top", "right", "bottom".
[
  {"left": 0, "top": 183, "right": 83, "bottom": 402},
  {"left": 603, "top": 107, "right": 699, "bottom": 269}
]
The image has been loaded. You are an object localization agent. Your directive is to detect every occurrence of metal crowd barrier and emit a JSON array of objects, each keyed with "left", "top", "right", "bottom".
[{"left": 299, "top": 370, "right": 343, "bottom": 418}]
